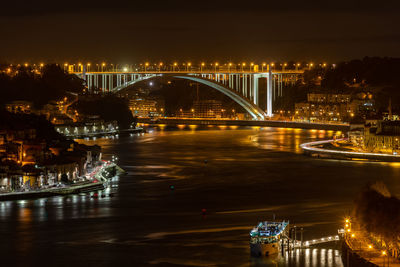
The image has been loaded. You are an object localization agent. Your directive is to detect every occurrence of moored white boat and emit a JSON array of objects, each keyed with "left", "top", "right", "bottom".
[{"left": 250, "top": 220, "right": 289, "bottom": 257}]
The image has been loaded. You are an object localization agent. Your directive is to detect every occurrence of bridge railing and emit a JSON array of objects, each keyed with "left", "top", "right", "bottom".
[{"left": 70, "top": 70, "right": 305, "bottom": 75}]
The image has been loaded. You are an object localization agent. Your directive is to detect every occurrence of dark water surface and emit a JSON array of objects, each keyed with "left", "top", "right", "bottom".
[{"left": 1, "top": 126, "right": 400, "bottom": 267}]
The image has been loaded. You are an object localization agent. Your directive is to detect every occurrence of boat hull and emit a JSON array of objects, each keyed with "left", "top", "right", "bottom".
[{"left": 250, "top": 242, "right": 279, "bottom": 257}]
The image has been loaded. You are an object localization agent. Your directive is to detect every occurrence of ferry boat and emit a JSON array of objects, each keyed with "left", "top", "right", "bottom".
[{"left": 250, "top": 220, "right": 289, "bottom": 257}]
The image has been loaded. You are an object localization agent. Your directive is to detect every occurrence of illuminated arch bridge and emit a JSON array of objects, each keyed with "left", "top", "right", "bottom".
[{"left": 74, "top": 70, "right": 302, "bottom": 120}]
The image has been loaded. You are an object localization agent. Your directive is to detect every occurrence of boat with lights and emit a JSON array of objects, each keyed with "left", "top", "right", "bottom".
[{"left": 250, "top": 220, "right": 289, "bottom": 257}]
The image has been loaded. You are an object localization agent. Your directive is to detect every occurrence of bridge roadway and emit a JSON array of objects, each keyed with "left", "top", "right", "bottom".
[
  {"left": 72, "top": 70, "right": 304, "bottom": 74},
  {"left": 137, "top": 118, "right": 350, "bottom": 132}
]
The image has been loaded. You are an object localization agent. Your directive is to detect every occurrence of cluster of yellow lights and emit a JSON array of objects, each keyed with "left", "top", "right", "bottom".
[{"left": 60, "top": 62, "right": 326, "bottom": 68}]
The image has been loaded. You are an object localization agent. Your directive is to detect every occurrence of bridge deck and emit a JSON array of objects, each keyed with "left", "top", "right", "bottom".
[{"left": 70, "top": 70, "right": 304, "bottom": 75}]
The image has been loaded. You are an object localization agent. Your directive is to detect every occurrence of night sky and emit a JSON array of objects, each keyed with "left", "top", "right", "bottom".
[{"left": 2, "top": 0, "right": 400, "bottom": 63}]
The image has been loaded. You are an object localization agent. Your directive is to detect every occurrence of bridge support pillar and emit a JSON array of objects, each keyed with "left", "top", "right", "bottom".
[
  {"left": 267, "top": 71, "right": 273, "bottom": 117},
  {"left": 253, "top": 74, "right": 259, "bottom": 106}
]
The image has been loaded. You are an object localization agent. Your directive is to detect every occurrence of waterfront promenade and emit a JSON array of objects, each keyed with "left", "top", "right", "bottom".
[
  {"left": 344, "top": 225, "right": 400, "bottom": 266},
  {"left": 0, "top": 161, "right": 118, "bottom": 201},
  {"left": 138, "top": 117, "right": 350, "bottom": 131}
]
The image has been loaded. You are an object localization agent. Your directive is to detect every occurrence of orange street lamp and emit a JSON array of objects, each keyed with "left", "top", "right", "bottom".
[{"left": 201, "top": 62, "right": 205, "bottom": 72}]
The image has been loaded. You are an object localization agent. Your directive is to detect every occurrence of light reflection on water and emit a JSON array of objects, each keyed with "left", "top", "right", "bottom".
[{"left": 2, "top": 126, "right": 400, "bottom": 266}]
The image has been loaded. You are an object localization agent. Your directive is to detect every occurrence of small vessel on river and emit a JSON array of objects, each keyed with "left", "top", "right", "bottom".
[{"left": 250, "top": 220, "right": 289, "bottom": 257}]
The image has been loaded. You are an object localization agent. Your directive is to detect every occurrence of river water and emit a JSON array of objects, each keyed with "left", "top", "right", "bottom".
[{"left": 1, "top": 126, "right": 400, "bottom": 267}]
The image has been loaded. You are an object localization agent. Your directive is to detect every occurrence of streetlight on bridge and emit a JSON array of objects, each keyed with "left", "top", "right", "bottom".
[
  {"left": 87, "top": 63, "right": 91, "bottom": 72},
  {"left": 262, "top": 63, "right": 266, "bottom": 72},
  {"left": 201, "top": 62, "right": 205, "bottom": 72},
  {"left": 145, "top": 62, "right": 149, "bottom": 72},
  {"left": 241, "top": 63, "right": 246, "bottom": 72},
  {"left": 215, "top": 62, "right": 219, "bottom": 72},
  {"left": 173, "top": 62, "right": 178, "bottom": 72},
  {"left": 228, "top": 63, "right": 232, "bottom": 72},
  {"left": 101, "top": 63, "right": 106, "bottom": 72}
]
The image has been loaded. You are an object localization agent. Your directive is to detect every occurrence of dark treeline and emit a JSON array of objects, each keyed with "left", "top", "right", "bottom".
[
  {"left": 0, "top": 108, "right": 64, "bottom": 142},
  {"left": 353, "top": 182, "right": 400, "bottom": 251},
  {"left": 0, "top": 64, "right": 84, "bottom": 108},
  {"left": 73, "top": 95, "right": 135, "bottom": 129},
  {"left": 322, "top": 57, "right": 400, "bottom": 90}
]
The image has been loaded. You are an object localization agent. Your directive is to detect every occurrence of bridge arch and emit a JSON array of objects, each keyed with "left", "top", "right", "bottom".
[{"left": 112, "top": 74, "right": 266, "bottom": 120}]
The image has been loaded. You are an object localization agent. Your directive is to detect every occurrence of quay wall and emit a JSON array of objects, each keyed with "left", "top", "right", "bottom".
[
  {"left": 138, "top": 118, "right": 350, "bottom": 131},
  {"left": 342, "top": 239, "right": 377, "bottom": 267}
]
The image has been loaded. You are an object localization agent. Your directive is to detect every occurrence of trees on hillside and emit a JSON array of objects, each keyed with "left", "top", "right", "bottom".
[
  {"left": 353, "top": 182, "right": 400, "bottom": 253},
  {"left": 0, "top": 64, "right": 85, "bottom": 108}
]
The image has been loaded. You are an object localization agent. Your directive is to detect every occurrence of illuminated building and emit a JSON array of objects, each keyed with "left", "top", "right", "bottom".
[
  {"left": 129, "top": 99, "right": 164, "bottom": 117},
  {"left": 349, "top": 120, "right": 400, "bottom": 154},
  {"left": 193, "top": 100, "right": 222, "bottom": 118},
  {"left": 294, "top": 93, "right": 374, "bottom": 123}
]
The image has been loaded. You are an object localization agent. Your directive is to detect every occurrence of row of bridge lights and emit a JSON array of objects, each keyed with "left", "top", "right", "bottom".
[{"left": 63, "top": 62, "right": 329, "bottom": 72}]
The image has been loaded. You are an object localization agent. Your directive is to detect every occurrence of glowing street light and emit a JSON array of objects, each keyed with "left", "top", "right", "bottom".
[
  {"left": 270, "top": 63, "right": 275, "bottom": 70},
  {"left": 159, "top": 62, "right": 163, "bottom": 72},
  {"left": 145, "top": 62, "right": 149, "bottom": 72},
  {"left": 201, "top": 62, "right": 205, "bottom": 72},
  {"left": 241, "top": 63, "right": 246, "bottom": 72},
  {"left": 187, "top": 62, "right": 191, "bottom": 71},
  {"left": 101, "top": 62, "right": 106, "bottom": 72},
  {"left": 228, "top": 63, "right": 232, "bottom": 72},
  {"left": 215, "top": 62, "right": 219, "bottom": 72},
  {"left": 262, "top": 63, "right": 266, "bottom": 72},
  {"left": 87, "top": 63, "right": 91, "bottom": 72},
  {"left": 173, "top": 62, "right": 178, "bottom": 71}
]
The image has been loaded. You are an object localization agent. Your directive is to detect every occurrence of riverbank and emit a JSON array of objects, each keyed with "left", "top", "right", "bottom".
[
  {"left": 57, "top": 127, "right": 143, "bottom": 139},
  {"left": 138, "top": 117, "right": 349, "bottom": 131},
  {"left": 342, "top": 224, "right": 400, "bottom": 266},
  {"left": 0, "top": 161, "right": 123, "bottom": 201},
  {"left": 300, "top": 139, "right": 400, "bottom": 162}
]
